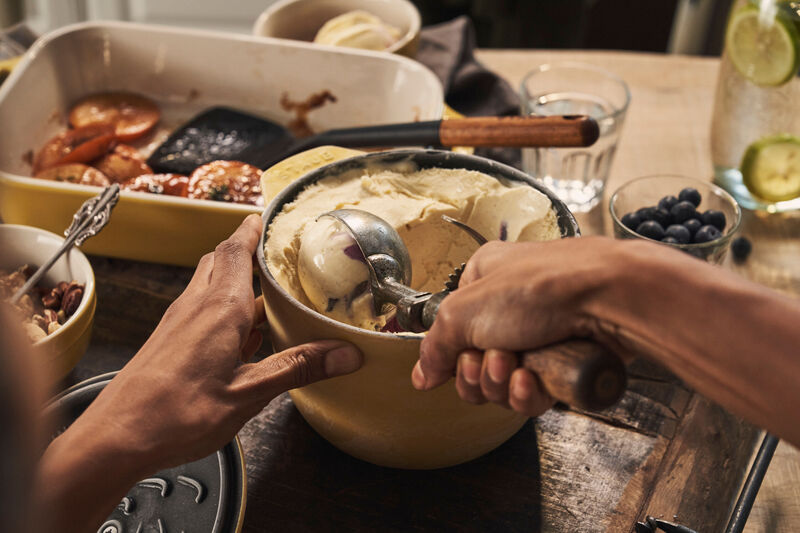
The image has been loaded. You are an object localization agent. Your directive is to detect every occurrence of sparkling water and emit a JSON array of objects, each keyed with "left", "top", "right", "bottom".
[
  {"left": 521, "top": 91, "right": 622, "bottom": 212},
  {"left": 710, "top": 2, "right": 800, "bottom": 212}
]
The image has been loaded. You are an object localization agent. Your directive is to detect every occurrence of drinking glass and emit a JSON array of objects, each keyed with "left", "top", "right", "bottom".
[
  {"left": 520, "top": 62, "right": 631, "bottom": 212},
  {"left": 710, "top": 0, "right": 800, "bottom": 212}
]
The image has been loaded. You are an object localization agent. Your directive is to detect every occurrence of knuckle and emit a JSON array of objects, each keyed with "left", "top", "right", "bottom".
[
  {"left": 215, "top": 238, "right": 246, "bottom": 258},
  {"left": 284, "top": 347, "right": 323, "bottom": 386}
]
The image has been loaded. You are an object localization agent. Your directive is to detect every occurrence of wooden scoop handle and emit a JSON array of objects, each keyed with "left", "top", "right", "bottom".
[
  {"left": 520, "top": 340, "right": 626, "bottom": 411},
  {"left": 439, "top": 115, "right": 600, "bottom": 148}
]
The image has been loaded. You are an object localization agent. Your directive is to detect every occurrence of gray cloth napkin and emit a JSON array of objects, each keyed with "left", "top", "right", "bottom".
[{"left": 417, "top": 16, "right": 522, "bottom": 167}]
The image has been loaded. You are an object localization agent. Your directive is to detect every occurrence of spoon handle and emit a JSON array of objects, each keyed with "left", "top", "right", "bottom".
[{"left": 9, "top": 184, "right": 120, "bottom": 304}]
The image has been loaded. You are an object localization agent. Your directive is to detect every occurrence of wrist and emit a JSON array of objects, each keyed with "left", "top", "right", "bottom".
[{"left": 36, "top": 416, "right": 154, "bottom": 532}]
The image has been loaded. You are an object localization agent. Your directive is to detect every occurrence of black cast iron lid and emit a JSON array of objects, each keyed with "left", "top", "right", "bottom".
[{"left": 45, "top": 372, "right": 245, "bottom": 533}]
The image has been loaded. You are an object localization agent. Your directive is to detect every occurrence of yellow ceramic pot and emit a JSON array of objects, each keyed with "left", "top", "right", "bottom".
[{"left": 257, "top": 148, "right": 580, "bottom": 469}]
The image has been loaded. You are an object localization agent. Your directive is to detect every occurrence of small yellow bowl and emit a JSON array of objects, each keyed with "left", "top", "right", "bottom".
[{"left": 0, "top": 224, "right": 96, "bottom": 383}]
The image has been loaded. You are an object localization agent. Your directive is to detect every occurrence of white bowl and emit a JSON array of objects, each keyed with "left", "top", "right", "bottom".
[
  {"left": 253, "top": 0, "right": 421, "bottom": 57},
  {"left": 0, "top": 21, "right": 442, "bottom": 266},
  {"left": 0, "top": 224, "right": 96, "bottom": 382}
]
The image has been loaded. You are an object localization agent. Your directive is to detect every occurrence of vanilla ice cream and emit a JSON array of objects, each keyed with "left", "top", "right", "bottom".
[
  {"left": 313, "top": 10, "right": 401, "bottom": 51},
  {"left": 266, "top": 164, "right": 561, "bottom": 331}
]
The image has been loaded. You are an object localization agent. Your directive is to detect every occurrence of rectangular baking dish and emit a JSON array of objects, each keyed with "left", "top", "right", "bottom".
[{"left": 0, "top": 22, "right": 443, "bottom": 266}]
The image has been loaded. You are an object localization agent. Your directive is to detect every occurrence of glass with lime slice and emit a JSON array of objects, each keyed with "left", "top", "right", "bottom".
[{"left": 711, "top": 0, "right": 800, "bottom": 211}]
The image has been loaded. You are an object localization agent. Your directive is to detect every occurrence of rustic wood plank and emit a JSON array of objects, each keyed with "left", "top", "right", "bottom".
[{"left": 636, "top": 394, "right": 759, "bottom": 531}]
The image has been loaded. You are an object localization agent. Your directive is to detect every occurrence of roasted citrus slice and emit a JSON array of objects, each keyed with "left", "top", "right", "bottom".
[
  {"left": 741, "top": 134, "right": 800, "bottom": 201},
  {"left": 92, "top": 144, "right": 152, "bottom": 183},
  {"left": 34, "top": 163, "right": 111, "bottom": 187},
  {"left": 188, "top": 160, "right": 263, "bottom": 206},
  {"left": 33, "top": 124, "right": 116, "bottom": 173},
  {"left": 69, "top": 92, "right": 160, "bottom": 142},
  {"left": 122, "top": 173, "right": 190, "bottom": 197}
]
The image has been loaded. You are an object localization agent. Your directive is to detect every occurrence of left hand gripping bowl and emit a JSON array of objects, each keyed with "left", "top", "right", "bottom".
[{"left": 257, "top": 147, "right": 583, "bottom": 469}]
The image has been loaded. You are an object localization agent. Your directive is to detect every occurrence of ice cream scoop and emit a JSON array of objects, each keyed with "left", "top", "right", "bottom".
[
  {"left": 297, "top": 215, "right": 374, "bottom": 324},
  {"left": 319, "top": 208, "right": 627, "bottom": 411}
]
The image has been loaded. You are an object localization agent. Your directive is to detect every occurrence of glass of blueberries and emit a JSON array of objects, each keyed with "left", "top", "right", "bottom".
[{"left": 609, "top": 175, "right": 742, "bottom": 264}]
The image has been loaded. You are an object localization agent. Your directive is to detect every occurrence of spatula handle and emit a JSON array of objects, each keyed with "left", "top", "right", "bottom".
[
  {"left": 439, "top": 115, "right": 599, "bottom": 148},
  {"left": 305, "top": 115, "right": 599, "bottom": 152},
  {"left": 520, "top": 340, "right": 626, "bottom": 411}
]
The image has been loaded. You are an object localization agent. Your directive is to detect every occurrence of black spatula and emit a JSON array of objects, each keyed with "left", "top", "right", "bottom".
[{"left": 146, "top": 107, "right": 599, "bottom": 175}]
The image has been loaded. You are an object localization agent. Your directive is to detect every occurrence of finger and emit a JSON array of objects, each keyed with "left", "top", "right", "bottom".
[
  {"left": 459, "top": 241, "right": 509, "bottom": 286},
  {"left": 233, "top": 340, "right": 362, "bottom": 402},
  {"left": 253, "top": 295, "right": 267, "bottom": 327},
  {"left": 211, "top": 214, "right": 262, "bottom": 290},
  {"left": 508, "top": 368, "right": 554, "bottom": 417},
  {"left": 417, "top": 292, "right": 478, "bottom": 390},
  {"left": 240, "top": 329, "right": 263, "bottom": 362},
  {"left": 480, "top": 349, "right": 516, "bottom": 406},
  {"left": 455, "top": 350, "right": 486, "bottom": 404}
]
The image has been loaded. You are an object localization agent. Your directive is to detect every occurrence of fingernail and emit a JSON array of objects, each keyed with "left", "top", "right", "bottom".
[
  {"left": 411, "top": 362, "right": 427, "bottom": 390},
  {"left": 511, "top": 374, "right": 532, "bottom": 402},
  {"left": 462, "top": 354, "right": 481, "bottom": 386},
  {"left": 487, "top": 354, "right": 506, "bottom": 384},
  {"left": 325, "top": 345, "right": 362, "bottom": 376}
]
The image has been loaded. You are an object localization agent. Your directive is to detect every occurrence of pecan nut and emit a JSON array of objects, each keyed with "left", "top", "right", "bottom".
[
  {"left": 42, "top": 289, "right": 62, "bottom": 310},
  {"left": 60, "top": 284, "right": 84, "bottom": 317},
  {"left": 43, "top": 309, "right": 58, "bottom": 325}
]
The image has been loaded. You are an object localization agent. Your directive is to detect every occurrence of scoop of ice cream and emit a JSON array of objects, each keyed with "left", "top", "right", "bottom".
[
  {"left": 313, "top": 10, "right": 401, "bottom": 51},
  {"left": 297, "top": 216, "right": 374, "bottom": 324}
]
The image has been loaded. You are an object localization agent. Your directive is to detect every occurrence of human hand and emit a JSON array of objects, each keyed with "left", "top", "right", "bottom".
[
  {"left": 60, "top": 214, "right": 363, "bottom": 473},
  {"left": 413, "top": 237, "right": 634, "bottom": 417}
]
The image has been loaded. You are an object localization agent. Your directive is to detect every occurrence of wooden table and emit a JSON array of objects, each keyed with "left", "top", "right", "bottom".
[{"left": 65, "top": 50, "right": 800, "bottom": 532}]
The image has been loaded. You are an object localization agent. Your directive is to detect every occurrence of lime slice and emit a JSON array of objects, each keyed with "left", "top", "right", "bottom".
[
  {"left": 726, "top": 5, "right": 800, "bottom": 86},
  {"left": 741, "top": 134, "right": 800, "bottom": 201}
]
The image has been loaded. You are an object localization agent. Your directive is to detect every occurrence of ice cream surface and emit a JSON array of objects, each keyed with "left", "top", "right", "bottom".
[
  {"left": 265, "top": 163, "right": 562, "bottom": 331},
  {"left": 313, "top": 10, "right": 401, "bottom": 51}
]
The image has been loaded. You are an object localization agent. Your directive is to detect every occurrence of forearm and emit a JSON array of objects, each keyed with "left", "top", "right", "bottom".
[
  {"left": 36, "top": 419, "right": 151, "bottom": 533},
  {"left": 588, "top": 241, "right": 800, "bottom": 445}
]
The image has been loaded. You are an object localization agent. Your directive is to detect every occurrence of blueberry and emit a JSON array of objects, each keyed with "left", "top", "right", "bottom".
[
  {"left": 731, "top": 236, "right": 752, "bottom": 263},
  {"left": 665, "top": 224, "right": 691, "bottom": 244},
  {"left": 621, "top": 212, "right": 641, "bottom": 230},
  {"left": 636, "top": 220, "right": 665, "bottom": 240},
  {"left": 670, "top": 201, "right": 697, "bottom": 223},
  {"left": 682, "top": 218, "right": 702, "bottom": 237},
  {"left": 661, "top": 236, "right": 680, "bottom": 244},
  {"left": 693, "top": 224, "right": 721, "bottom": 243},
  {"left": 658, "top": 195, "right": 678, "bottom": 212},
  {"left": 636, "top": 206, "right": 658, "bottom": 222},
  {"left": 701, "top": 209, "right": 726, "bottom": 231},
  {"left": 679, "top": 187, "right": 702, "bottom": 207},
  {"left": 652, "top": 208, "right": 672, "bottom": 228}
]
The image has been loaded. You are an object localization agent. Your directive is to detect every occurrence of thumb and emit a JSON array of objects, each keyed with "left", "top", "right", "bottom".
[{"left": 235, "top": 340, "right": 363, "bottom": 401}]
